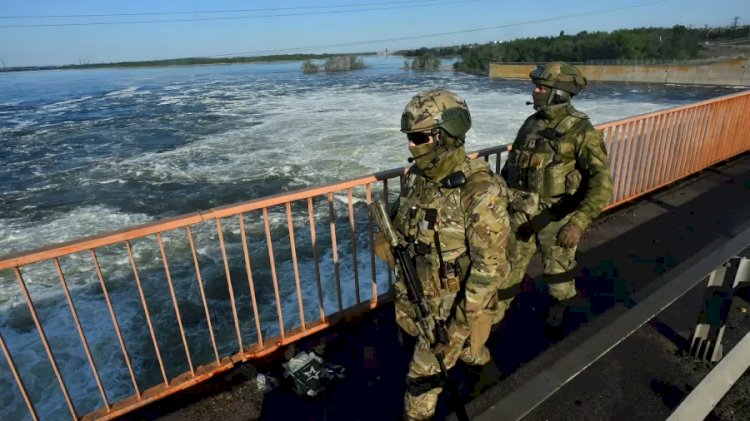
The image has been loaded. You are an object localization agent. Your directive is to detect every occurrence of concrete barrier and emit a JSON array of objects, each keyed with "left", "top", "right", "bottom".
[{"left": 489, "top": 58, "right": 750, "bottom": 86}]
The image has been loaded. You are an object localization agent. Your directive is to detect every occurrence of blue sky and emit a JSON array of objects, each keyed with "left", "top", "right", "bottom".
[{"left": 0, "top": 0, "right": 747, "bottom": 66}]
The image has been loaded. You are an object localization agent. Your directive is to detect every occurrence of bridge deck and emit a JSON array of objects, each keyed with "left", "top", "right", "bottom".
[{"left": 127, "top": 152, "right": 750, "bottom": 421}]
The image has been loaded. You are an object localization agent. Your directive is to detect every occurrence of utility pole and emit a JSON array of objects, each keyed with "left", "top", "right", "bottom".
[{"left": 732, "top": 16, "right": 739, "bottom": 28}]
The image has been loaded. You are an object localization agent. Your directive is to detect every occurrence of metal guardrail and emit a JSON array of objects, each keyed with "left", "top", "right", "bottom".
[
  {"left": 1, "top": 90, "right": 749, "bottom": 420},
  {"left": 476, "top": 218, "right": 750, "bottom": 421},
  {"left": 669, "top": 333, "right": 750, "bottom": 420}
]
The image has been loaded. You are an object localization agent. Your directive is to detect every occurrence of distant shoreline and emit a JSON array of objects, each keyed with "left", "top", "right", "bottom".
[{"left": 0, "top": 52, "right": 380, "bottom": 74}]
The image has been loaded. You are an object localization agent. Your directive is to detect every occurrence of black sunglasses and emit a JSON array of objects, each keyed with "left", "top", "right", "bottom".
[{"left": 406, "top": 131, "right": 433, "bottom": 145}]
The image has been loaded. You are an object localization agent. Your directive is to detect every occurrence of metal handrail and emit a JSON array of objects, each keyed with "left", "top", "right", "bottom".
[{"left": 1, "top": 90, "right": 749, "bottom": 421}]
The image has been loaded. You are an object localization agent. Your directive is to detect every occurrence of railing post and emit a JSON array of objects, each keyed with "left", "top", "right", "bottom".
[{"left": 689, "top": 257, "right": 750, "bottom": 362}]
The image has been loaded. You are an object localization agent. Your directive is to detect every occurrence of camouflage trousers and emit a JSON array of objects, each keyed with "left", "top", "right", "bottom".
[
  {"left": 494, "top": 212, "right": 578, "bottom": 325},
  {"left": 403, "top": 335, "right": 489, "bottom": 420}
]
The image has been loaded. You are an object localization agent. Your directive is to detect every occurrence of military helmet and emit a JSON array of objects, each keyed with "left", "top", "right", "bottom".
[
  {"left": 530, "top": 61, "right": 587, "bottom": 95},
  {"left": 400, "top": 89, "right": 471, "bottom": 138}
]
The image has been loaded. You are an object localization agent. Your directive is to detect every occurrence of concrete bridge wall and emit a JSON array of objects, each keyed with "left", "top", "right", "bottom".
[{"left": 489, "top": 58, "right": 750, "bottom": 86}]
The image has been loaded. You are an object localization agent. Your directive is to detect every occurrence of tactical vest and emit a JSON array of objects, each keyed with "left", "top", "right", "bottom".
[
  {"left": 393, "top": 158, "right": 489, "bottom": 319},
  {"left": 505, "top": 111, "right": 587, "bottom": 204}
]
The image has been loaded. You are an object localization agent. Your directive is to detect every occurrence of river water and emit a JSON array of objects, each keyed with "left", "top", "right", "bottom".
[{"left": 0, "top": 56, "right": 741, "bottom": 419}]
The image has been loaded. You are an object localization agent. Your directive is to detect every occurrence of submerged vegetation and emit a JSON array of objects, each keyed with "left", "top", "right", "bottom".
[
  {"left": 396, "top": 25, "right": 750, "bottom": 74},
  {"left": 403, "top": 52, "right": 441, "bottom": 70},
  {"left": 301, "top": 55, "right": 365, "bottom": 73}
]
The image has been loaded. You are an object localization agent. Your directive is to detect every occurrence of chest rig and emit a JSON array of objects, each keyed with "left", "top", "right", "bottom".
[
  {"left": 506, "top": 111, "right": 586, "bottom": 204},
  {"left": 393, "top": 159, "right": 489, "bottom": 319}
]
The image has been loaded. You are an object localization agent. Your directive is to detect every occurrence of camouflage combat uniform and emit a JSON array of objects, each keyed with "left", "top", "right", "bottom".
[
  {"left": 394, "top": 158, "right": 509, "bottom": 419},
  {"left": 382, "top": 89, "right": 510, "bottom": 420},
  {"left": 497, "top": 62, "right": 613, "bottom": 323}
]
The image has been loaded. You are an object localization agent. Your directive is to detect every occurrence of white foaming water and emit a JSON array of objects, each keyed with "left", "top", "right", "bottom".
[
  {"left": 39, "top": 95, "right": 94, "bottom": 113},
  {"left": 0, "top": 57, "right": 741, "bottom": 420},
  {"left": 101, "top": 78, "right": 681, "bottom": 192},
  {"left": 0, "top": 205, "right": 152, "bottom": 260},
  {"left": 104, "top": 86, "right": 141, "bottom": 98}
]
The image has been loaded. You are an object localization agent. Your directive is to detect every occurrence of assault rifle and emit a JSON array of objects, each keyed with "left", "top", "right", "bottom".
[{"left": 369, "top": 200, "right": 468, "bottom": 421}]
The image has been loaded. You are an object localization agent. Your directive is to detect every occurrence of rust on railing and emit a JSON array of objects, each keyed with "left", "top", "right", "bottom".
[{"left": 0, "top": 90, "right": 749, "bottom": 421}]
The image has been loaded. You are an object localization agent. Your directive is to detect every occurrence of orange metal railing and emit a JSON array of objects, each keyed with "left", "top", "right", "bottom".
[
  {"left": 0, "top": 90, "right": 748, "bottom": 421},
  {"left": 600, "top": 90, "right": 750, "bottom": 209}
]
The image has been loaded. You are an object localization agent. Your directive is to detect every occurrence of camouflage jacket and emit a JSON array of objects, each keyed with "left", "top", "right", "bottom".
[
  {"left": 393, "top": 158, "right": 510, "bottom": 336},
  {"left": 502, "top": 104, "right": 613, "bottom": 230}
]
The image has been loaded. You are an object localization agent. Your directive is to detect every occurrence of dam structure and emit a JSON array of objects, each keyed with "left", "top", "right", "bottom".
[{"left": 489, "top": 58, "right": 750, "bottom": 86}]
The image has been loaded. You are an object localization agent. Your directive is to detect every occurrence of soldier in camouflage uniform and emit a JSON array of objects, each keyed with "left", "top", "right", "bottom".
[
  {"left": 374, "top": 89, "right": 510, "bottom": 420},
  {"left": 499, "top": 61, "right": 613, "bottom": 327}
]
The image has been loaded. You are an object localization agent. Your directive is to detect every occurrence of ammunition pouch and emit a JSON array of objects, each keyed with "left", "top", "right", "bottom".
[
  {"left": 526, "top": 151, "right": 551, "bottom": 196},
  {"left": 440, "top": 260, "right": 461, "bottom": 293},
  {"left": 542, "top": 160, "right": 578, "bottom": 200},
  {"left": 442, "top": 251, "right": 469, "bottom": 290},
  {"left": 565, "top": 168, "right": 582, "bottom": 195},
  {"left": 438, "top": 256, "right": 467, "bottom": 319}
]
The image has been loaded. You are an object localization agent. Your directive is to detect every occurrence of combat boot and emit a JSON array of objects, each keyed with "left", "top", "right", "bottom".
[
  {"left": 545, "top": 297, "right": 571, "bottom": 328},
  {"left": 545, "top": 295, "right": 590, "bottom": 329},
  {"left": 464, "top": 359, "right": 502, "bottom": 398}
]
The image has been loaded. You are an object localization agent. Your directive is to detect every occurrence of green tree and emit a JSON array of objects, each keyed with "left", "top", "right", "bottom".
[
  {"left": 401, "top": 24, "right": 749, "bottom": 73},
  {"left": 410, "top": 52, "right": 440, "bottom": 70},
  {"left": 322, "top": 55, "right": 365, "bottom": 72}
]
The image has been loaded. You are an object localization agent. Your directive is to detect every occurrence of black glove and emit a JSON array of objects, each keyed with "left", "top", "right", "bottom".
[{"left": 516, "top": 221, "right": 535, "bottom": 241}]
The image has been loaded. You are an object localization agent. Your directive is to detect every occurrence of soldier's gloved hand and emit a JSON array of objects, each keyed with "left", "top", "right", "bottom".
[
  {"left": 431, "top": 335, "right": 459, "bottom": 358},
  {"left": 557, "top": 223, "right": 583, "bottom": 248},
  {"left": 374, "top": 232, "right": 396, "bottom": 269},
  {"left": 515, "top": 221, "right": 535, "bottom": 241},
  {"left": 432, "top": 322, "right": 468, "bottom": 360}
]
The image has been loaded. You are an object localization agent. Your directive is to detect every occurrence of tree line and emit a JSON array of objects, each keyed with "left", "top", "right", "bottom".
[
  {"left": 0, "top": 53, "right": 376, "bottom": 73},
  {"left": 396, "top": 25, "right": 750, "bottom": 74}
]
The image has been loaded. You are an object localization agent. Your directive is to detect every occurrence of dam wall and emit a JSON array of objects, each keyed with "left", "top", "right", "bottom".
[{"left": 489, "top": 58, "right": 750, "bottom": 86}]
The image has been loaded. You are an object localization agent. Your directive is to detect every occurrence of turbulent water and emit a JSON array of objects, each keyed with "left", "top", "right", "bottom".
[{"left": 0, "top": 56, "right": 741, "bottom": 420}]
